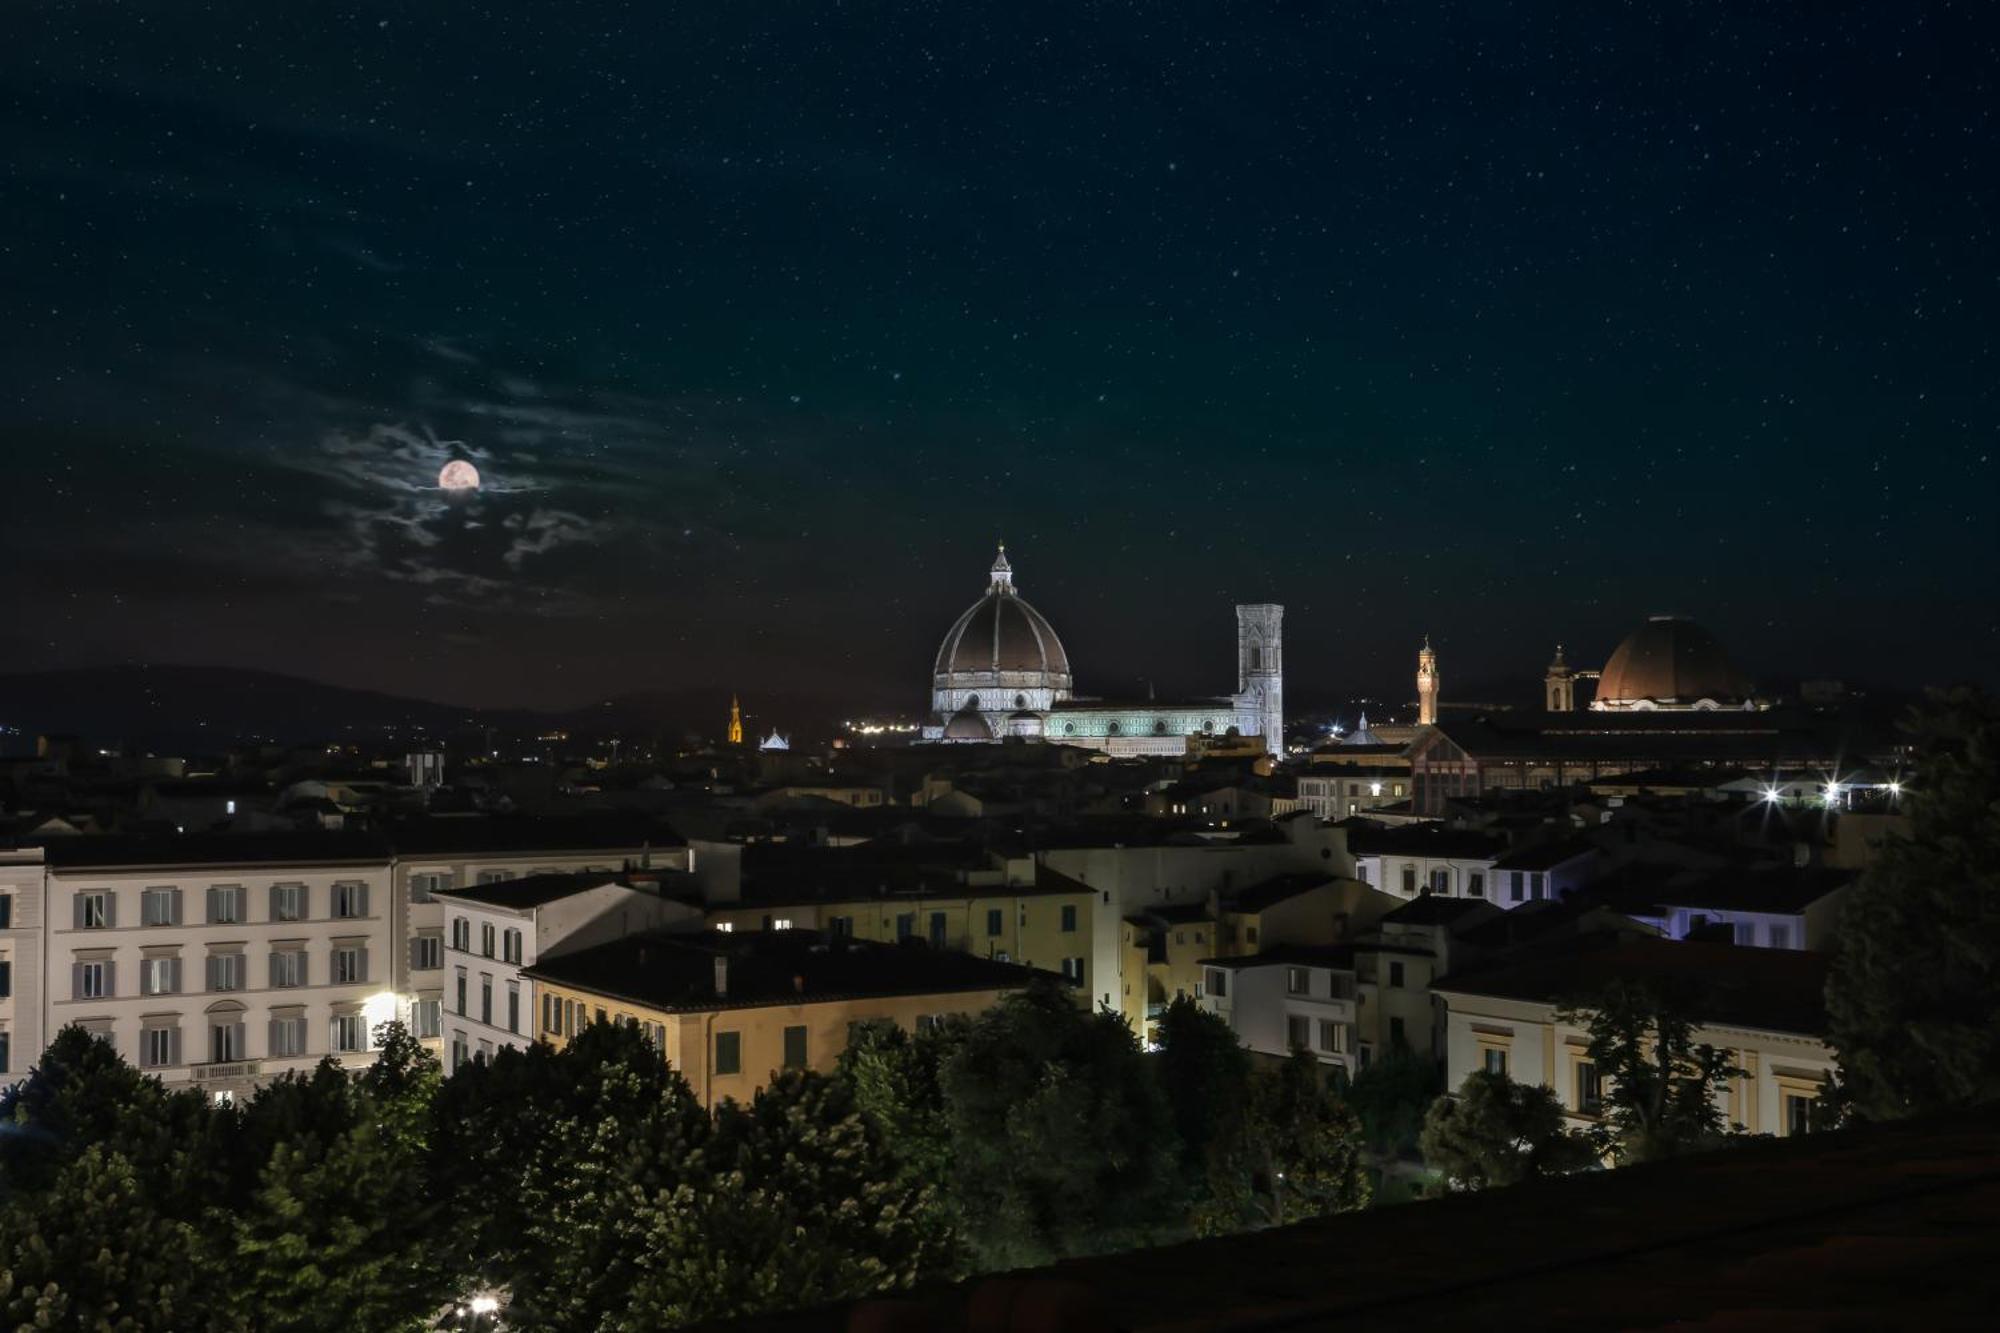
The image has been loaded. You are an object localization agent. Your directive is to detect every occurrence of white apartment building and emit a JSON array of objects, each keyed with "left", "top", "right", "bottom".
[
  {"left": 391, "top": 818, "right": 695, "bottom": 1051},
  {"left": 433, "top": 873, "right": 699, "bottom": 1070},
  {"left": 1432, "top": 937, "right": 1836, "bottom": 1139},
  {"left": 0, "top": 849, "right": 48, "bottom": 1080},
  {"left": 1201, "top": 945, "right": 1362, "bottom": 1078},
  {"left": 41, "top": 835, "right": 399, "bottom": 1102},
  {"left": 1345, "top": 823, "right": 1507, "bottom": 906}
]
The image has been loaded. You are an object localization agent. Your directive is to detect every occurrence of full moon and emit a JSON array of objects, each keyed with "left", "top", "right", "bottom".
[{"left": 439, "top": 459, "right": 481, "bottom": 491}]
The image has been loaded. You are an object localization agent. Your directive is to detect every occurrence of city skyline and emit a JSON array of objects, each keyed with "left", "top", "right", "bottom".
[{"left": 3, "top": 3, "right": 1994, "bottom": 711}]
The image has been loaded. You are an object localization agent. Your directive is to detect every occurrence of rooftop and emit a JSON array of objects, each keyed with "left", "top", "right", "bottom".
[
  {"left": 525, "top": 929, "right": 1046, "bottom": 1014},
  {"left": 1339, "top": 819, "right": 1507, "bottom": 860},
  {"left": 1490, "top": 837, "right": 1599, "bottom": 871},
  {"left": 432, "top": 870, "right": 644, "bottom": 911},
  {"left": 32, "top": 829, "right": 393, "bottom": 869},
  {"left": 1434, "top": 934, "right": 1830, "bottom": 1036},
  {"left": 388, "top": 813, "right": 687, "bottom": 856}
]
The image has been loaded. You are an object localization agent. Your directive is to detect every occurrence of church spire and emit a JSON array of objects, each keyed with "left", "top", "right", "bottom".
[
  {"left": 727, "top": 694, "right": 743, "bottom": 745},
  {"left": 989, "top": 542, "right": 1015, "bottom": 593}
]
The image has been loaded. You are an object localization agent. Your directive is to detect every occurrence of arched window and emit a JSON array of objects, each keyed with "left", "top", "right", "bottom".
[
  {"left": 1014, "top": 693, "right": 1028, "bottom": 708},
  {"left": 1250, "top": 646, "right": 1262, "bottom": 670},
  {"left": 964, "top": 694, "right": 981, "bottom": 710},
  {"left": 1107, "top": 721, "right": 1122, "bottom": 736},
  {"left": 1153, "top": 720, "right": 1169, "bottom": 735}
]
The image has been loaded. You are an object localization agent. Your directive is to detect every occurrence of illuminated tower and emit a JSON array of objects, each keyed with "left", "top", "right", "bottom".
[
  {"left": 727, "top": 695, "right": 744, "bottom": 745},
  {"left": 1235, "top": 604, "right": 1284, "bottom": 755},
  {"left": 1545, "top": 644, "right": 1576, "bottom": 712},
  {"left": 1417, "top": 637, "right": 1439, "bottom": 726}
]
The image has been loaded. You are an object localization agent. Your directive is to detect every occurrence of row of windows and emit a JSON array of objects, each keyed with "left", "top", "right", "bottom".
[
  {"left": 1286, "top": 1014, "right": 1352, "bottom": 1055},
  {"left": 446, "top": 918, "right": 525, "bottom": 963},
  {"left": 70, "top": 883, "right": 372, "bottom": 930},
  {"left": 129, "top": 1012, "right": 376, "bottom": 1068},
  {"left": 72, "top": 945, "right": 370, "bottom": 1000},
  {"left": 455, "top": 969, "right": 524, "bottom": 1034}
]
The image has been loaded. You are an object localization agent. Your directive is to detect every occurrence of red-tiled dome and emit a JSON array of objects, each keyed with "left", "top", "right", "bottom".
[
  {"left": 1594, "top": 616, "right": 1752, "bottom": 709},
  {"left": 932, "top": 546, "right": 1072, "bottom": 683}
]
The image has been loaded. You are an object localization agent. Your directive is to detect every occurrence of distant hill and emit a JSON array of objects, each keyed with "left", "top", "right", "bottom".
[
  {"left": 0, "top": 666, "right": 548, "bottom": 754},
  {"left": 0, "top": 666, "right": 887, "bottom": 755}
]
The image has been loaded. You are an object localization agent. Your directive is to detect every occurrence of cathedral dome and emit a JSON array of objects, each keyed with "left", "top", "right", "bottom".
[
  {"left": 932, "top": 547, "right": 1072, "bottom": 688},
  {"left": 1593, "top": 615, "right": 1753, "bottom": 710}
]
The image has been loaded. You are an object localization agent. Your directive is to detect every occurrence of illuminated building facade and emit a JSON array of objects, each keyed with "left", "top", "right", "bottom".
[{"left": 921, "top": 546, "right": 1284, "bottom": 756}]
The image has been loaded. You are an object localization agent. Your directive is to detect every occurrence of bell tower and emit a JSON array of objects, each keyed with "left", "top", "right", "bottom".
[
  {"left": 727, "top": 695, "right": 744, "bottom": 745},
  {"left": 1236, "top": 604, "right": 1284, "bottom": 755},
  {"left": 1417, "top": 637, "right": 1439, "bottom": 726},
  {"left": 1545, "top": 645, "right": 1576, "bottom": 712}
]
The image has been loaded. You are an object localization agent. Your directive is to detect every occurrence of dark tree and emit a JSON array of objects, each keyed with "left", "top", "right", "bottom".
[
  {"left": 626, "top": 1070, "right": 952, "bottom": 1325},
  {"left": 1827, "top": 687, "right": 2000, "bottom": 1121},
  {"left": 1419, "top": 1069, "right": 1597, "bottom": 1190},
  {"left": 940, "top": 983, "right": 1181, "bottom": 1269},
  {"left": 1557, "top": 981, "right": 1742, "bottom": 1163},
  {"left": 1152, "top": 996, "right": 1253, "bottom": 1190},
  {"left": 1244, "top": 1052, "right": 1370, "bottom": 1224},
  {"left": 1343, "top": 1048, "right": 1444, "bottom": 1159},
  {"left": 836, "top": 1015, "right": 966, "bottom": 1199}
]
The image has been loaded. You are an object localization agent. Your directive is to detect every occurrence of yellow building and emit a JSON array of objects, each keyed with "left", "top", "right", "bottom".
[
  {"left": 703, "top": 868, "right": 1095, "bottom": 995},
  {"left": 525, "top": 929, "right": 1039, "bottom": 1108}
]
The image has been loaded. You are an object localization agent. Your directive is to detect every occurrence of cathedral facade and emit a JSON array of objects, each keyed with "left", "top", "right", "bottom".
[{"left": 920, "top": 547, "right": 1283, "bottom": 756}]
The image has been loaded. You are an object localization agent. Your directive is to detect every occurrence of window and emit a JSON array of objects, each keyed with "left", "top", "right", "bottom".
[
  {"left": 413, "top": 999, "right": 442, "bottom": 1039},
  {"left": 271, "top": 883, "right": 305, "bottom": 921},
  {"left": 141, "top": 887, "right": 180, "bottom": 926},
  {"left": 409, "top": 872, "right": 448, "bottom": 904},
  {"left": 270, "top": 948, "right": 306, "bottom": 988},
  {"left": 207, "top": 885, "right": 244, "bottom": 924},
  {"left": 1509, "top": 872, "right": 1526, "bottom": 903},
  {"left": 928, "top": 912, "right": 947, "bottom": 947},
  {"left": 455, "top": 968, "right": 468, "bottom": 1016},
  {"left": 207, "top": 953, "right": 244, "bottom": 993},
  {"left": 1060, "top": 904, "right": 1078, "bottom": 933},
  {"left": 1059, "top": 956, "right": 1085, "bottom": 982},
  {"left": 782, "top": 1024, "right": 808, "bottom": 1069},
  {"left": 480, "top": 923, "right": 496, "bottom": 958},
  {"left": 451, "top": 1033, "right": 470, "bottom": 1072},
  {"left": 715, "top": 1030, "right": 742, "bottom": 1076},
  {"left": 475, "top": 870, "right": 513, "bottom": 886},
  {"left": 771, "top": 917, "right": 793, "bottom": 932},
  {"left": 76, "top": 891, "right": 113, "bottom": 930},
  {"left": 210, "top": 1017, "right": 246, "bottom": 1063},
  {"left": 1286, "top": 1014, "right": 1310, "bottom": 1050},
  {"left": 0, "top": 894, "right": 11, "bottom": 928},
  {"left": 0, "top": 960, "right": 9, "bottom": 999},
  {"left": 1400, "top": 865, "right": 1417, "bottom": 895},
  {"left": 332, "top": 882, "right": 369, "bottom": 919},
  {"left": 1576, "top": 1060, "right": 1602, "bottom": 1114},
  {"left": 1483, "top": 1046, "right": 1507, "bottom": 1075},
  {"left": 76, "top": 956, "right": 113, "bottom": 996},
  {"left": 1286, "top": 967, "right": 1310, "bottom": 996},
  {"left": 1429, "top": 868, "right": 1451, "bottom": 896},
  {"left": 507, "top": 982, "right": 521, "bottom": 1034},
  {"left": 269, "top": 1015, "right": 307, "bottom": 1058},
  {"left": 1208, "top": 968, "right": 1228, "bottom": 999},
  {"left": 141, "top": 1026, "right": 179, "bottom": 1068},
  {"left": 412, "top": 936, "right": 442, "bottom": 971},
  {"left": 1318, "top": 1020, "right": 1347, "bottom": 1053},
  {"left": 1388, "top": 961, "right": 1405, "bottom": 988},
  {"left": 331, "top": 1014, "right": 368, "bottom": 1053},
  {"left": 828, "top": 915, "right": 853, "bottom": 937},
  {"left": 1767, "top": 923, "right": 1793, "bottom": 950},
  {"left": 896, "top": 912, "right": 915, "bottom": 941},
  {"left": 333, "top": 946, "right": 366, "bottom": 986},
  {"left": 480, "top": 975, "right": 493, "bottom": 1025},
  {"left": 1785, "top": 1093, "right": 1813, "bottom": 1137},
  {"left": 1530, "top": 873, "right": 1546, "bottom": 901},
  {"left": 141, "top": 956, "right": 181, "bottom": 996},
  {"left": 450, "top": 917, "right": 471, "bottom": 952},
  {"left": 1390, "top": 1016, "right": 1408, "bottom": 1050},
  {"left": 1733, "top": 921, "right": 1755, "bottom": 946},
  {"left": 986, "top": 908, "right": 1003, "bottom": 937},
  {"left": 503, "top": 928, "right": 523, "bottom": 964},
  {"left": 714, "top": 921, "right": 735, "bottom": 933},
  {"left": 1467, "top": 872, "right": 1485, "bottom": 898}
]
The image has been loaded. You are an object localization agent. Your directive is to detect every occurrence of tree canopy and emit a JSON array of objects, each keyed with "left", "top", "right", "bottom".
[
  {"left": 1826, "top": 686, "right": 2000, "bottom": 1121},
  {"left": 1419, "top": 1069, "right": 1597, "bottom": 1190}
]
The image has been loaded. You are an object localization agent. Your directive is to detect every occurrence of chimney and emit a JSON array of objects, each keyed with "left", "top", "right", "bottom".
[
  {"left": 714, "top": 955, "right": 728, "bottom": 998},
  {"left": 792, "top": 973, "right": 805, "bottom": 995}
]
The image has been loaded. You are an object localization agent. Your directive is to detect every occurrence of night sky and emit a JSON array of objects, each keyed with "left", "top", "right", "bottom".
[{"left": 3, "top": 2, "right": 1994, "bottom": 714}]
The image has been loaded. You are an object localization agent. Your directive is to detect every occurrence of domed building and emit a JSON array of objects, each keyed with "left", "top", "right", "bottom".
[
  {"left": 1588, "top": 615, "right": 1762, "bottom": 712},
  {"left": 921, "top": 547, "right": 1285, "bottom": 755}
]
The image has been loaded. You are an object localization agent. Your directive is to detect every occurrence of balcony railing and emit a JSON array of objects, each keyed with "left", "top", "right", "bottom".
[{"left": 192, "top": 1060, "right": 261, "bottom": 1082}]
